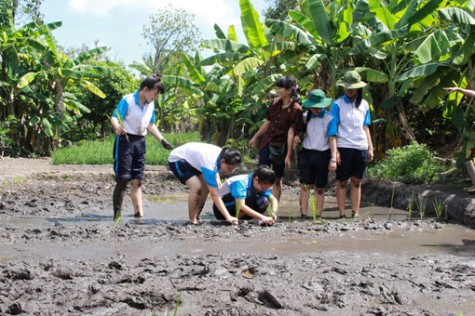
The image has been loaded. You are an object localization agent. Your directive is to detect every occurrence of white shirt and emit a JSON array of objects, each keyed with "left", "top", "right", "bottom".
[
  {"left": 168, "top": 142, "right": 222, "bottom": 188},
  {"left": 330, "top": 95, "right": 371, "bottom": 150},
  {"left": 302, "top": 110, "right": 337, "bottom": 151},
  {"left": 112, "top": 91, "right": 156, "bottom": 136}
]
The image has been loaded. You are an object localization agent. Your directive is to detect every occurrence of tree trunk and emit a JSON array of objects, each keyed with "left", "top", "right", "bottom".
[
  {"left": 395, "top": 102, "right": 417, "bottom": 143},
  {"left": 54, "top": 79, "right": 64, "bottom": 148}
]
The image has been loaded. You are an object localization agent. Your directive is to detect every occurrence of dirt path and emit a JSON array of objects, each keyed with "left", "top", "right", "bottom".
[{"left": 0, "top": 159, "right": 474, "bottom": 315}]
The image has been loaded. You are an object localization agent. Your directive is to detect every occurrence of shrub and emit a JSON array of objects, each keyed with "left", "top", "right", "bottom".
[{"left": 367, "top": 143, "right": 446, "bottom": 184}]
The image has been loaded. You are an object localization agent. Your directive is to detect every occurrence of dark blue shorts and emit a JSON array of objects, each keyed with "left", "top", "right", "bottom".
[
  {"left": 336, "top": 147, "right": 368, "bottom": 181},
  {"left": 113, "top": 134, "right": 146, "bottom": 181},
  {"left": 168, "top": 159, "right": 201, "bottom": 184},
  {"left": 258, "top": 144, "right": 285, "bottom": 178},
  {"left": 298, "top": 148, "right": 331, "bottom": 188},
  {"left": 213, "top": 194, "right": 269, "bottom": 220}
]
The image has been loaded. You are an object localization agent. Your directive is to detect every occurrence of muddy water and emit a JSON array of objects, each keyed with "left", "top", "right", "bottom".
[{"left": 1, "top": 181, "right": 474, "bottom": 315}]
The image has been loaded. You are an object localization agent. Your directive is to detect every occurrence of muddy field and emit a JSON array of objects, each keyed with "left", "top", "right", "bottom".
[{"left": 0, "top": 161, "right": 474, "bottom": 315}]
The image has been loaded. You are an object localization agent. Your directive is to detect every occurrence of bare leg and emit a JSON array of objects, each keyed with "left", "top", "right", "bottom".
[
  {"left": 130, "top": 179, "right": 143, "bottom": 217},
  {"left": 196, "top": 175, "right": 209, "bottom": 220},
  {"left": 350, "top": 176, "right": 362, "bottom": 217},
  {"left": 185, "top": 176, "right": 204, "bottom": 224},
  {"left": 336, "top": 180, "right": 348, "bottom": 217},
  {"left": 299, "top": 184, "right": 313, "bottom": 217},
  {"left": 316, "top": 188, "right": 325, "bottom": 217},
  {"left": 273, "top": 177, "right": 283, "bottom": 201},
  {"left": 113, "top": 178, "right": 128, "bottom": 220}
]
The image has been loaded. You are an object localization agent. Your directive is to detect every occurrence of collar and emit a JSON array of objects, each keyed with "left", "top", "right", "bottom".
[
  {"left": 342, "top": 95, "right": 353, "bottom": 104},
  {"left": 309, "top": 109, "right": 326, "bottom": 119}
]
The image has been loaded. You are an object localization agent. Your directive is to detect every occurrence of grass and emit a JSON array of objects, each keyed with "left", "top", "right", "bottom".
[{"left": 52, "top": 132, "right": 200, "bottom": 165}]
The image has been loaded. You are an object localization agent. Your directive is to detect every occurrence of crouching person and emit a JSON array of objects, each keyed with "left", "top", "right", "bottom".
[
  {"left": 168, "top": 142, "right": 242, "bottom": 225},
  {"left": 213, "top": 165, "right": 279, "bottom": 225}
]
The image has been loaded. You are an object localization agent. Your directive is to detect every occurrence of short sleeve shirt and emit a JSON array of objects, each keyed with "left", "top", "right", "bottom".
[
  {"left": 261, "top": 99, "right": 303, "bottom": 148},
  {"left": 330, "top": 95, "right": 371, "bottom": 150},
  {"left": 112, "top": 91, "right": 156, "bottom": 136},
  {"left": 168, "top": 142, "right": 222, "bottom": 188},
  {"left": 302, "top": 109, "right": 337, "bottom": 151},
  {"left": 218, "top": 173, "right": 272, "bottom": 200}
]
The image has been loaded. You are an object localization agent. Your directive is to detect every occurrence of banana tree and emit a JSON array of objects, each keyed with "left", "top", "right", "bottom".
[
  {"left": 350, "top": 0, "right": 451, "bottom": 146},
  {"left": 265, "top": 0, "right": 356, "bottom": 97},
  {"left": 396, "top": 1, "right": 475, "bottom": 164},
  {"left": 14, "top": 21, "right": 107, "bottom": 154}
]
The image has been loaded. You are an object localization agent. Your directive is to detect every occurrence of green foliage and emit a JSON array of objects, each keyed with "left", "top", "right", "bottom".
[
  {"left": 367, "top": 143, "right": 446, "bottom": 184},
  {"left": 51, "top": 132, "right": 200, "bottom": 165}
]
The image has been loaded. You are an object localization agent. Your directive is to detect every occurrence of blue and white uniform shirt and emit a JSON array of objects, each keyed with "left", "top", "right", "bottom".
[
  {"left": 330, "top": 95, "right": 371, "bottom": 150},
  {"left": 112, "top": 91, "right": 155, "bottom": 136},
  {"left": 168, "top": 142, "right": 222, "bottom": 188},
  {"left": 219, "top": 173, "right": 272, "bottom": 200},
  {"left": 302, "top": 109, "right": 337, "bottom": 151}
]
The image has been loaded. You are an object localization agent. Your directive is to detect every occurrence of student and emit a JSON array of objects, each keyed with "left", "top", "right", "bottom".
[
  {"left": 330, "top": 70, "right": 374, "bottom": 218},
  {"left": 249, "top": 76, "right": 303, "bottom": 201},
  {"left": 296, "top": 89, "right": 337, "bottom": 218},
  {"left": 111, "top": 74, "right": 173, "bottom": 220},
  {"left": 168, "top": 142, "right": 242, "bottom": 225},
  {"left": 213, "top": 165, "right": 278, "bottom": 225}
]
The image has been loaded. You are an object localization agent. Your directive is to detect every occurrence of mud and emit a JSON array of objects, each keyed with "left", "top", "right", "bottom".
[{"left": 0, "top": 159, "right": 474, "bottom": 315}]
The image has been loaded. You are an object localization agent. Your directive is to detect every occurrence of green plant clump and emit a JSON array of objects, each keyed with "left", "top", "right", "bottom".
[
  {"left": 52, "top": 132, "right": 200, "bottom": 165},
  {"left": 367, "top": 143, "right": 446, "bottom": 184}
]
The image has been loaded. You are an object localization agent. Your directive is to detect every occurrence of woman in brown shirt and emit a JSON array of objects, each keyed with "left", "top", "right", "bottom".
[{"left": 249, "top": 76, "right": 303, "bottom": 200}]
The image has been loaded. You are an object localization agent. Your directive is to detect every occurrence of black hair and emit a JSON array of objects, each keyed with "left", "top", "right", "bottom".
[
  {"left": 253, "top": 165, "right": 276, "bottom": 185},
  {"left": 220, "top": 147, "right": 242, "bottom": 165},
  {"left": 140, "top": 73, "right": 165, "bottom": 93},
  {"left": 276, "top": 75, "right": 300, "bottom": 102},
  {"left": 355, "top": 88, "right": 363, "bottom": 108}
]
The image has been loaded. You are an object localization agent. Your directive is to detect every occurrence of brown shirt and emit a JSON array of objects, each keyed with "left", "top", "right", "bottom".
[{"left": 259, "top": 99, "right": 303, "bottom": 150}]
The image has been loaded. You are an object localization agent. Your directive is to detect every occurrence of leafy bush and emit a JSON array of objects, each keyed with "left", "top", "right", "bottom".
[{"left": 367, "top": 143, "right": 446, "bottom": 184}]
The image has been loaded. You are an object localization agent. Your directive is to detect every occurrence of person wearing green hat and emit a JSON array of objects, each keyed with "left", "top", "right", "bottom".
[
  {"left": 296, "top": 89, "right": 338, "bottom": 218},
  {"left": 330, "top": 70, "right": 374, "bottom": 218}
]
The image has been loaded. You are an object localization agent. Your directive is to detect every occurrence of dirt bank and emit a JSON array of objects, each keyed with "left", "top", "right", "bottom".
[{"left": 0, "top": 159, "right": 474, "bottom": 315}]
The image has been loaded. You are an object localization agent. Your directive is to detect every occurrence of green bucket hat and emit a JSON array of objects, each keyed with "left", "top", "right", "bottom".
[
  {"left": 302, "top": 89, "right": 333, "bottom": 109},
  {"left": 337, "top": 70, "right": 367, "bottom": 89}
]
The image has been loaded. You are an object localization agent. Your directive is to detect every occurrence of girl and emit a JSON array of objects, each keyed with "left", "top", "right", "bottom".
[
  {"left": 213, "top": 165, "right": 278, "bottom": 225},
  {"left": 111, "top": 73, "right": 173, "bottom": 220},
  {"left": 330, "top": 70, "right": 374, "bottom": 218},
  {"left": 168, "top": 142, "right": 242, "bottom": 225},
  {"left": 296, "top": 89, "right": 337, "bottom": 218},
  {"left": 249, "top": 76, "right": 303, "bottom": 201}
]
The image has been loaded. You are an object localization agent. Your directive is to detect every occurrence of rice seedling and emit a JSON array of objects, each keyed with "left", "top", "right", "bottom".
[
  {"left": 407, "top": 190, "right": 415, "bottom": 222},
  {"left": 388, "top": 184, "right": 396, "bottom": 220},
  {"left": 416, "top": 193, "right": 427, "bottom": 221},
  {"left": 433, "top": 197, "right": 444, "bottom": 220},
  {"left": 114, "top": 110, "right": 129, "bottom": 142}
]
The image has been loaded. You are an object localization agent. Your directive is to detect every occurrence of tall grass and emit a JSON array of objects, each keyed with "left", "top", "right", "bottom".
[
  {"left": 407, "top": 190, "right": 415, "bottom": 222},
  {"left": 416, "top": 193, "right": 427, "bottom": 221},
  {"left": 52, "top": 132, "right": 200, "bottom": 165},
  {"left": 433, "top": 197, "right": 444, "bottom": 220}
]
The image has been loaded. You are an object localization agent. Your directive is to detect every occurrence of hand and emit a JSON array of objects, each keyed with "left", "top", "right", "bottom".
[
  {"left": 161, "top": 139, "right": 173, "bottom": 150},
  {"left": 285, "top": 155, "right": 292, "bottom": 169},
  {"left": 249, "top": 137, "right": 257, "bottom": 148},
  {"left": 260, "top": 216, "right": 275, "bottom": 226},
  {"left": 336, "top": 150, "right": 341, "bottom": 165},
  {"left": 329, "top": 160, "right": 337, "bottom": 172},
  {"left": 226, "top": 216, "right": 239, "bottom": 225},
  {"left": 272, "top": 213, "right": 278, "bottom": 221},
  {"left": 444, "top": 87, "right": 458, "bottom": 94},
  {"left": 294, "top": 135, "right": 301, "bottom": 144},
  {"left": 113, "top": 125, "right": 126, "bottom": 136},
  {"left": 367, "top": 149, "right": 374, "bottom": 162}
]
